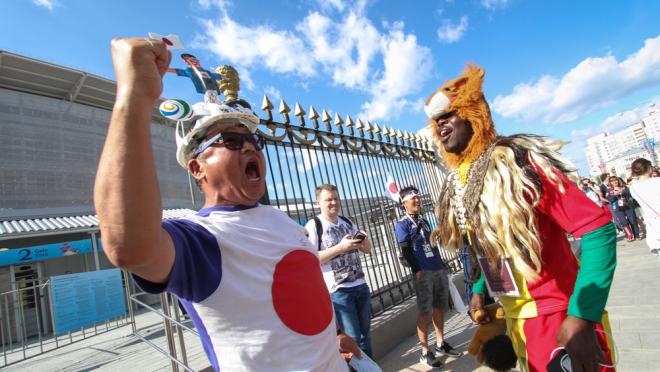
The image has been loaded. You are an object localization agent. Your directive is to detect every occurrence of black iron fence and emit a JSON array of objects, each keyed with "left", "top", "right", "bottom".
[{"left": 256, "top": 97, "right": 461, "bottom": 315}]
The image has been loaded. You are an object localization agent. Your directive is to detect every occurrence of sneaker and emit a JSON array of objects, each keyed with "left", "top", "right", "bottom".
[
  {"left": 419, "top": 351, "right": 443, "bottom": 369},
  {"left": 435, "top": 341, "right": 463, "bottom": 357}
]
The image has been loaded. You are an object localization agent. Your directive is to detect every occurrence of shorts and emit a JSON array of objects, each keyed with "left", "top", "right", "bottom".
[{"left": 413, "top": 269, "right": 449, "bottom": 314}]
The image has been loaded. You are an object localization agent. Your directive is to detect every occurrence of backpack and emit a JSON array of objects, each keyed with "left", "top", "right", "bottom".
[{"left": 313, "top": 216, "right": 353, "bottom": 251}]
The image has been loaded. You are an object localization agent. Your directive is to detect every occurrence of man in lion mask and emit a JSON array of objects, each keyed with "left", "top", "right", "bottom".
[{"left": 425, "top": 64, "right": 617, "bottom": 372}]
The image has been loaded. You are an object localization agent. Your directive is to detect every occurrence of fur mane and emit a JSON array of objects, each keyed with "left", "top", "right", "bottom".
[{"left": 433, "top": 134, "right": 577, "bottom": 282}]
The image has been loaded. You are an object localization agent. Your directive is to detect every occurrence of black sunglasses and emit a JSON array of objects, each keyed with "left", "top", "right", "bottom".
[{"left": 193, "top": 131, "right": 265, "bottom": 158}]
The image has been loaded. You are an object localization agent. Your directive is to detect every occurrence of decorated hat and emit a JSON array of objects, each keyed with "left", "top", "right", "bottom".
[
  {"left": 158, "top": 60, "right": 260, "bottom": 169},
  {"left": 423, "top": 64, "right": 497, "bottom": 168},
  {"left": 165, "top": 99, "right": 259, "bottom": 168}
]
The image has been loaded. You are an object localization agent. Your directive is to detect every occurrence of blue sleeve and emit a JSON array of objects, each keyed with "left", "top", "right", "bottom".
[
  {"left": 395, "top": 220, "right": 410, "bottom": 243},
  {"left": 174, "top": 68, "right": 190, "bottom": 77},
  {"left": 210, "top": 72, "right": 223, "bottom": 81},
  {"left": 132, "top": 219, "right": 222, "bottom": 303}
]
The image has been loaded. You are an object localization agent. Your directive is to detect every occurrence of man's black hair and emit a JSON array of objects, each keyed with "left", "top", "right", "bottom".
[
  {"left": 181, "top": 53, "right": 195, "bottom": 59},
  {"left": 599, "top": 173, "right": 609, "bottom": 182},
  {"left": 399, "top": 186, "right": 419, "bottom": 199}
]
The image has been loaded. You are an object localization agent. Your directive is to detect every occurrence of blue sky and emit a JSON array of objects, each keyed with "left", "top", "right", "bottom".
[{"left": 3, "top": 0, "right": 660, "bottom": 174}]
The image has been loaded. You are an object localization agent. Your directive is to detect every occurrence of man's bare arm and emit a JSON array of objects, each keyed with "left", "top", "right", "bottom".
[{"left": 94, "top": 38, "right": 175, "bottom": 284}]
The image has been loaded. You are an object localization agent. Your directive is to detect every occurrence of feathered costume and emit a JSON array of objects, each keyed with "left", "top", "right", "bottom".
[{"left": 425, "top": 65, "right": 618, "bottom": 372}]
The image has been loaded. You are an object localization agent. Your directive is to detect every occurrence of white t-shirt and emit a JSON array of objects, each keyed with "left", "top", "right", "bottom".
[
  {"left": 134, "top": 204, "right": 348, "bottom": 372},
  {"left": 630, "top": 178, "right": 660, "bottom": 250},
  {"left": 305, "top": 214, "right": 367, "bottom": 293}
]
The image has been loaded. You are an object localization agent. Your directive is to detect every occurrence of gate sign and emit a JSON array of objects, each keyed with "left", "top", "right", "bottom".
[
  {"left": 50, "top": 269, "right": 126, "bottom": 335},
  {"left": 0, "top": 239, "right": 102, "bottom": 267}
]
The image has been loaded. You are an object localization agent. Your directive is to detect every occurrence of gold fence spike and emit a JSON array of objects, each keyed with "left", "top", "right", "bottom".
[
  {"left": 261, "top": 95, "right": 274, "bottom": 111},
  {"left": 333, "top": 113, "right": 344, "bottom": 126},
  {"left": 356, "top": 118, "right": 364, "bottom": 129},
  {"left": 321, "top": 110, "right": 332, "bottom": 123},
  {"left": 372, "top": 122, "right": 381, "bottom": 134},
  {"left": 308, "top": 106, "right": 319, "bottom": 120},
  {"left": 278, "top": 99, "right": 291, "bottom": 114},
  {"left": 294, "top": 102, "right": 305, "bottom": 117},
  {"left": 345, "top": 115, "right": 354, "bottom": 127},
  {"left": 364, "top": 120, "right": 372, "bottom": 131}
]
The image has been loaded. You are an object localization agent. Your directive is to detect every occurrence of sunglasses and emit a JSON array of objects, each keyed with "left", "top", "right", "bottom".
[{"left": 193, "top": 131, "right": 265, "bottom": 158}]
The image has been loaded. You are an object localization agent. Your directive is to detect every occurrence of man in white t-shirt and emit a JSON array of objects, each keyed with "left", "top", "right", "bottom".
[
  {"left": 94, "top": 37, "right": 359, "bottom": 371},
  {"left": 306, "top": 184, "right": 374, "bottom": 357}
]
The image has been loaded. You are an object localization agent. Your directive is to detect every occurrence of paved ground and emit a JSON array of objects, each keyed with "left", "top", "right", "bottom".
[
  {"left": 4, "top": 238, "right": 658, "bottom": 371},
  {"left": 602, "top": 237, "right": 660, "bottom": 371}
]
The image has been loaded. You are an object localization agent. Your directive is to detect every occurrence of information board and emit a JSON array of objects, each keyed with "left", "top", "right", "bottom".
[
  {"left": 50, "top": 269, "right": 126, "bottom": 335},
  {"left": 0, "top": 238, "right": 103, "bottom": 267}
]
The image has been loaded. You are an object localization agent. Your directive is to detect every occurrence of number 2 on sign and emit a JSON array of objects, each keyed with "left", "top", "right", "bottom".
[{"left": 19, "top": 249, "right": 32, "bottom": 261}]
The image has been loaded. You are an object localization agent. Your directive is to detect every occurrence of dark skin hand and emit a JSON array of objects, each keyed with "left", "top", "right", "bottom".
[
  {"left": 338, "top": 332, "right": 362, "bottom": 360},
  {"left": 469, "top": 294, "right": 490, "bottom": 324},
  {"left": 556, "top": 316, "right": 605, "bottom": 372},
  {"left": 473, "top": 292, "right": 605, "bottom": 370}
]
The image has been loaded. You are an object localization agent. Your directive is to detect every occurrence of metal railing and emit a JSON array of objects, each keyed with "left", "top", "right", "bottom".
[
  {"left": 0, "top": 272, "right": 133, "bottom": 368},
  {"left": 129, "top": 101, "right": 465, "bottom": 371},
  {"left": 257, "top": 100, "right": 460, "bottom": 314}
]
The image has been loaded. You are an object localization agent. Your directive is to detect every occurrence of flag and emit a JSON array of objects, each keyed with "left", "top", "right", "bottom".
[
  {"left": 385, "top": 173, "right": 400, "bottom": 202},
  {"left": 147, "top": 33, "right": 186, "bottom": 50}
]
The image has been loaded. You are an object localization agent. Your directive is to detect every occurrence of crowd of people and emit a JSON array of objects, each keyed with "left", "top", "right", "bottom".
[
  {"left": 94, "top": 36, "right": 655, "bottom": 371},
  {"left": 580, "top": 162, "right": 660, "bottom": 252}
]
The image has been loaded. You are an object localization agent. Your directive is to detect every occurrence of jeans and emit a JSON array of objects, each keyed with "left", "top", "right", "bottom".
[
  {"left": 614, "top": 208, "right": 640, "bottom": 238},
  {"left": 331, "top": 283, "right": 373, "bottom": 358}
]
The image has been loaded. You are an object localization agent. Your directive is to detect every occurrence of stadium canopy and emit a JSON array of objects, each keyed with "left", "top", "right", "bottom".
[{"left": 0, "top": 50, "right": 167, "bottom": 125}]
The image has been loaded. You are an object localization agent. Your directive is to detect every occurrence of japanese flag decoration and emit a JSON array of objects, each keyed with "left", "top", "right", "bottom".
[
  {"left": 147, "top": 33, "right": 186, "bottom": 50},
  {"left": 385, "top": 173, "right": 400, "bottom": 202}
]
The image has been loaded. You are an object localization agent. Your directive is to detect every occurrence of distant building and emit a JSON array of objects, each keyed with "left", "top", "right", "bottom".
[{"left": 584, "top": 106, "right": 659, "bottom": 177}]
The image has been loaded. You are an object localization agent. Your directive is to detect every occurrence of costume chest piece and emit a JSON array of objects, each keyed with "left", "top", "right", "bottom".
[{"left": 449, "top": 170, "right": 468, "bottom": 235}]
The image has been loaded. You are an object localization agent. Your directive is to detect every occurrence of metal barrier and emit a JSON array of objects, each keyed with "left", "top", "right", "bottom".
[
  {"left": 1, "top": 100, "right": 463, "bottom": 371},
  {"left": 0, "top": 272, "right": 133, "bottom": 368},
  {"left": 257, "top": 101, "right": 460, "bottom": 314}
]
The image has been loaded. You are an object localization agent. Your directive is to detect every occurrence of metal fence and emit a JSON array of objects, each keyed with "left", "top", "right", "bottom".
[
  {"left": 257, "top": 97, "right": 460, "bottom": 315},
  {"left": 0, "top": 272, "right": 133, "bottom": 368},
  {"left": 0, "top": 98, "right": 463, "bottom": 370}
]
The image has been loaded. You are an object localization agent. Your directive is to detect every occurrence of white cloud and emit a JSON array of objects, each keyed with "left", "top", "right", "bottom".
[
  {"left": 297, "top": 11, "right": 380, "bottom": 89},
  {"left": 196, "top": 2, "right": 433, "bottom": 121},
  {"left": 361, "top": 24, "right": 433, "bottom": 120},
  {"left": 196, "top": 16, "right": 316, "bottom": 76},
  {"left": 264, "top": 86, "right": 282, "bottom": 101},
  {"left": 481, "top": 0, "right": 510, "bottom": 9},
  {"left": 493, "top": 35, "right": 660, "bottom": 123},
  {"left": 32, "top": 0, "right": 56, "bottom": 11},
  {"left": 436, "top": 16, "right": 468, "bottom": 43}
]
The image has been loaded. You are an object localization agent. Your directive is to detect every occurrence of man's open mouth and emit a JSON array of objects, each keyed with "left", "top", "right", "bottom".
[
  {"left": 245, "top": 160, "right": 261, "bottom": 181},
  {"left": 439, "top": 125, "right": 453, "bottom": 142}
]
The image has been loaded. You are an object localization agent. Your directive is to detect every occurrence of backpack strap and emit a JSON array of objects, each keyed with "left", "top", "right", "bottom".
[
  {"left": 338, "top": 215, "right": 353, "bottom": 229},
  {"left": 313, "top": 216, "right": 323, "bottom": 251},
  {"left": 315, "top": 216, "right": 354, "bottom": 251}
]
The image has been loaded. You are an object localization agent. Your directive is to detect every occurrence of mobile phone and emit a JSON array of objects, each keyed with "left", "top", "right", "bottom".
[
  {"left": 546, "top": 349, "right": 572, "bottom": 372},
  {"left": 353, "top": 231, "right": 367, "bottom": 241}
]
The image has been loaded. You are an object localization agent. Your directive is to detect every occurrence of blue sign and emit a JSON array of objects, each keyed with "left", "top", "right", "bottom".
[
  {"left": 50, "top": 269, "right": 126, "bottom": 335},
  {"left": 0, "top": 239, "right": 102, "bottom": 267}
]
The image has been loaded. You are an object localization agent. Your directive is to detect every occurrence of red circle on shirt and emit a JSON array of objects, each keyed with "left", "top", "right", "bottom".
[{"left": 272, "top": 250, "right": 333, "bottom": 336}]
